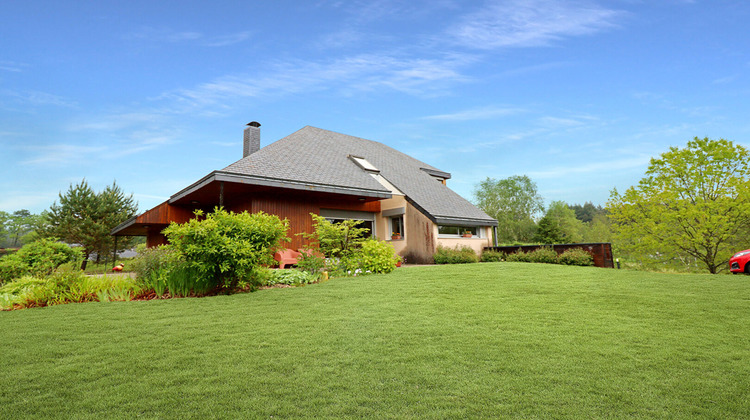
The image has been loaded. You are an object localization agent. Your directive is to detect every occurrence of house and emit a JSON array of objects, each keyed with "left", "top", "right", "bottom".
[{"left": 112, "top": 123, "right": 498, "bottom": 263}]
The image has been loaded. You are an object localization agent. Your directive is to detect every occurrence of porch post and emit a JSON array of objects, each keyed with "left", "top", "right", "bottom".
[{"left": 219, "top": 181, "right": 224, "bottom": 208}]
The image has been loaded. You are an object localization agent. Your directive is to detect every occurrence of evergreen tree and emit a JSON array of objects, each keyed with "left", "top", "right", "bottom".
[{"left": 45, "top": 180, "right": 138, "bottom": 269}]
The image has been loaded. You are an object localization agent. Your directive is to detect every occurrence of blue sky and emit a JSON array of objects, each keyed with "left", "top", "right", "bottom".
[{"left": 2, "top": 0, "right": 749, "bottom": 214}]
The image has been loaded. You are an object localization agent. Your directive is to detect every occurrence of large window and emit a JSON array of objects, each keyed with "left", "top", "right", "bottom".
[
  {"left": 326, "top": 218, "right": 374, "bottom": 237},
  {"left": 438, "top": 225, "right": 479, "bottom": 237},
  {"left": 320, "top": 209, "right": 376, "bottom": 238}
]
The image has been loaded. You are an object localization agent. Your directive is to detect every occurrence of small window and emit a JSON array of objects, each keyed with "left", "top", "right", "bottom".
[
  {"left": 390, "top": 216, "right": 404, "bottom": 239},
  {"left": 438, "top": 225, "right": 479, "bottom": 237}
]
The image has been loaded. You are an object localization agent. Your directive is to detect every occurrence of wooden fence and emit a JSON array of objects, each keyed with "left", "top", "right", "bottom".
[{"left": 483, "top": 243, "right": 614, "bottom": 268}]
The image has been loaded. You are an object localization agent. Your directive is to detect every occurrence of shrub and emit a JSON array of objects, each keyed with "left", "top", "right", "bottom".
[
  {"left": 296, "top": 250, "right": 326, "bottom": 276},
  {"left": 358, "top": 239, "right": 400, "bottom": 274},
  {"left": 0, "top": 239, "right": 81, "bottom": 283},
  {"left": 262, "top": 269, "right": 317, "bottom": 286},
  {"left": 480, "top": 250, "right": 505, "bottom": 262},
  {"left": 528, "top": 247, "right": 558, "bottom": 264},
  {"left": 163, "top": 208, "right": 289, "bottom": 291},
  {"left": 298, "top": 214, "right": 368, "bottom": 259},
  {"left": 433, "top": 245, "right": 479, "bottom": 264},
  {"left": 130, "top": 245, "right": 181, "bottom": 281},
  {"left": 505, "top": 250, "right": 531, "bottom": 262},
  {"left": 557, "top": 248, "right": 594, "bottom": 266},
  {"left": 0, "top": 271, "right": 140, "bottom": 310}
]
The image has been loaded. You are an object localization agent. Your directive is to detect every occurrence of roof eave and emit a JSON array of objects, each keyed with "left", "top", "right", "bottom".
[
  {"left": 111, "top": 216, "right": 137, "bottom": 236},
  {"left": 169, "top": 170, "right": 392, "bottom": 204}
]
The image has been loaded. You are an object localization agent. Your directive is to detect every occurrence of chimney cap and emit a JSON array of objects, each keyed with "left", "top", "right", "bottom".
[{"left": 247, "top": 121, "right": 261, "bottom": 128}]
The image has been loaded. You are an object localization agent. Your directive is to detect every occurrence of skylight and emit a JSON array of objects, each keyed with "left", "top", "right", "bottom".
[{"left": 349, "top": 155, "right": 379, "bottom": 173}]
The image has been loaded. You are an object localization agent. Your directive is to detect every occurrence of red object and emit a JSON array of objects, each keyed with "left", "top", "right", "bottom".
[
  {"left": 112, "top": 264, "right": 124, "bottom": 272},
  {"left": 273, "top": 249, "right": 302, "bottom": 269},
  {"left": 396, "top": 261, "right": 402, "bottom": 267},
  {"left": 730, "top": 249, "right": 750, "bottom": 274}
]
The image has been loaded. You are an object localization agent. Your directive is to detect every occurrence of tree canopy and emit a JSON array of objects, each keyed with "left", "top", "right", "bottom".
[
  {"left": 608, "top": 137, "right": 750, "bottom": 273},
  {"left": 473, "top": 175, "right": 544, "bottom": 243},
  {"left": 534, "top": 201, "right": 584, "bottom": 244},
  {"left": 44, "top": 180, "right": 138, "bottom": 269}
]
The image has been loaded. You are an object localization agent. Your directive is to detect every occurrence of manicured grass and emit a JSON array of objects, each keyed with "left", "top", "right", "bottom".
[{"left": 2, "top": 263, "right": 749, "bottom": 418}]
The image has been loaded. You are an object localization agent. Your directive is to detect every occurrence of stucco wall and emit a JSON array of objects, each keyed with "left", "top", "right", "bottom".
[{"left": 435, "top": 226, "right": 493, "bottom": 256}]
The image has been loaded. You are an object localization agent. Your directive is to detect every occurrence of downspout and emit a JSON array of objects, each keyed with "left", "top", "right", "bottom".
[{"left": 493, "top": 226, "right": 498, "bottom": 246}]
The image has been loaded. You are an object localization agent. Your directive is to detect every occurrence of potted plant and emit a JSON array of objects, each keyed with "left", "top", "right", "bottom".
[
  {"left": 391, "top": 232, "right": 402, "bottom": 240},
  {"left": 462, "top": 231, "right": 473, "bottom": 238}
]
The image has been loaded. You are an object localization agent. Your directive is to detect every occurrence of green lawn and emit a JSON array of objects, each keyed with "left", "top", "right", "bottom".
[{"left": 2, "top": 263, "right": 749, "bottom": 418}]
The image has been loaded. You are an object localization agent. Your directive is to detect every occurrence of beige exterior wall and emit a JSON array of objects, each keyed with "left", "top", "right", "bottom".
[
  {"left": 376, "top": 195, "right": 408, "bottom": 255},
  {"left": 376, "top": 197, "right": 495, "bottom": 263},
  {"left": 435, "top": 225, "right": 493, "bottom": 256}
]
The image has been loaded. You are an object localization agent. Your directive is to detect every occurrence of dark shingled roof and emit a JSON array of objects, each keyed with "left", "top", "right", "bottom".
[{"left": 222, "top": 126, "right": 497, "bottom": 226}]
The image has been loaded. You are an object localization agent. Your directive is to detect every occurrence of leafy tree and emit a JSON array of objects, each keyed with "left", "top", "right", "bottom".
[
  {"left": 608, "top": 137, "right": 750, "bottom": 273},
  {"left": 0, "top": 211, "right": 8, "bottom": 246},
  {"left": 163, "top": 208, "right": 289, "bottom": 291},
  {"left": 534, "top": 201, "right": 584, "bottom": 244},
  {"left": 44, "top": 180, "right": 138, "bottom": 270},
  {"left": 473, "top": 175, "right": 544, "bottom": 243},
  {"left": 568, "top": 202, "right": 607, "bottom": 223},
  {"left": 581, "top": 213, "right": 613, "bottom": 243}
]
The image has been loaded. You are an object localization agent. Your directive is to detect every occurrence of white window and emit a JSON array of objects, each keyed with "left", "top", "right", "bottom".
[{"left": 438, "top": 225, "right": 480, "bottom": 238}]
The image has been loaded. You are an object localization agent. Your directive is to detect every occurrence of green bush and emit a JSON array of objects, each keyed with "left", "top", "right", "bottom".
[
  {"left": 433, "top": 245, "right": 479, "bottom": 264},
  {"left": 262, "top": 269, "right": 317, "bottom": 286},
  {"left": 299, "top": 214, "right": 368, "bottom": 259},
  {"left": 130, "top": 244, "right": 181, "bottom": 280},
  {"left": 358, "top": 239, "right": 400, "bottom": 274},
  {"left": 528, "top": 247, "right": 558, "bottom": 264},
  {"left": 480, "top": 250, "right": 505, "bottom": 262},
  {"left": 163, "top": 208, "right": 289, "bottom": 291},
  {"left": 0, "top": 271, "right": 140, "bottom": 310},
  {"left": 557, "top": 248, "right": 594, "bottom": 266},
  {"left": 505, "top": 250, "right": 530, "bottom": 262},
  {"left": 296, "top": 250, "right": 326, "bottom": 276},
  {"left": 131, "top": 246, "right": 215, "bottom": 297},
  {"left": 0, "top": 239, "right": 81, "bottom": 283}
]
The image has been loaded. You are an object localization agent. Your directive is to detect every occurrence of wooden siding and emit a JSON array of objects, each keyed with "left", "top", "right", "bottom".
[
  {"left": 227, "top": 193, "right": 382, "bottom": 251},
  {"left": 136, "top": 201, "right": 194, "bottom": 225}
]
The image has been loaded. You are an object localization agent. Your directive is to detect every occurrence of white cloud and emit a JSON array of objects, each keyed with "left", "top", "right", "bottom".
[
  {"left": 422, "top": 106, "right": 524, "bottom": 121},
  {"left": 449, "top": 0, "right": 623, "bottom": 49},
  {"left": 160, "top": 53, "right": 473, "bottom": 110},
  {"left": 527, "top": 155, "right": 651, "bottom": 179},
  {"left": 124, "top": 27, "right": 252, "bottom": 47},
  {"left": 1, "top": 90, "right": 76, "bottom": 108}
]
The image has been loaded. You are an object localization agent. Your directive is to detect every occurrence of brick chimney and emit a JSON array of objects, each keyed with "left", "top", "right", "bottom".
[{"left": 243, "top": 121, "right": 261, "bottom": 157}]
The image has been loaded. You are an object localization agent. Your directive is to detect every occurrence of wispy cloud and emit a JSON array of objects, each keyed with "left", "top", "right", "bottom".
[
  {"left": 527, "top": 155, "right": 651, "bottom": 179},
  {"left": 21, "top": 144, "right": 108, "bottom": 165},
  {"left": 1, "top": 90, "right": 76, "bottom": 108},
  {"left": 449, "top": 0, "right": 623, "bottom": 49},
  {"left": 160, "top": 53, "right": 473, "bottom": 110},
  {"left": 422, "top": 106, "right": 524, "bottom": 121},
  {"left": 0, "top": 60, "right": 26, "bottom": 72},
  {"left": 124, "top": 27, "right": 252, "bottom": 47}
]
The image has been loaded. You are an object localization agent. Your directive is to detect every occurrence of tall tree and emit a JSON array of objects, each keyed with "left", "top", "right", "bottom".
[
  {"left": 7, "top": 210, "right": 33, "bottom": 247},
  {"left": 0, "top": 211, "right": 8, "bottom": 246},
  {"left": 608, "top": 137, "right": 750, "bottom": 273},
  {"left": 534, "top": 201, "right": 584, "bottom": 244},
  {"left": 473, "top": 175, "right": 544, "bottom": 243},
  {"left": 45, "top": 180, "right": 138, "bottom": 269}
]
